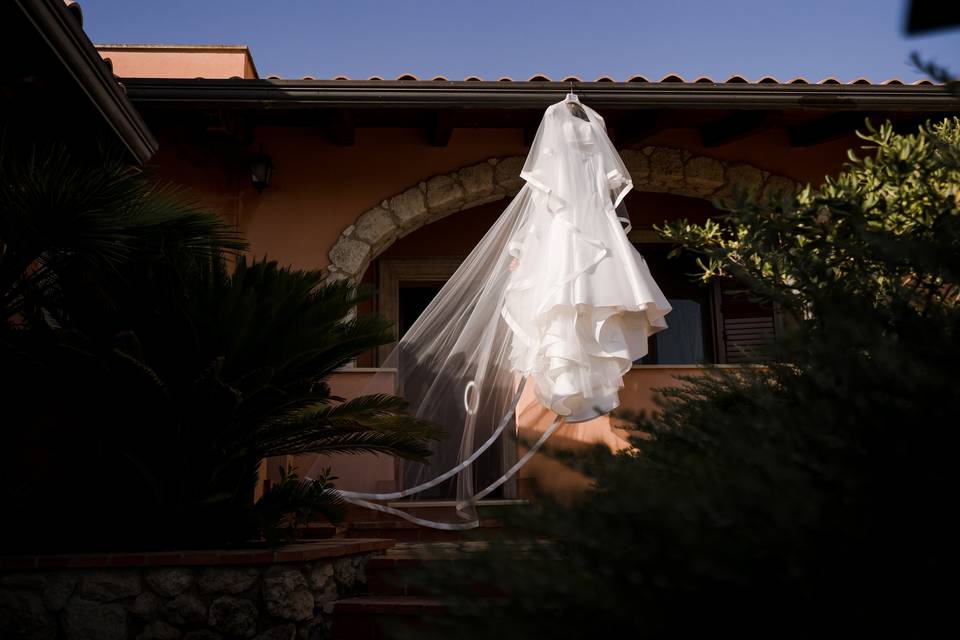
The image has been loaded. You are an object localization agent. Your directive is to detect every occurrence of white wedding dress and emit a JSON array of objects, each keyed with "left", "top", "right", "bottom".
[
  {"left": 503, "top": 95, "right": 671, "bottom": 421},
  {"left": 313, "top": 94, "right": 671, "bottom": 528}
]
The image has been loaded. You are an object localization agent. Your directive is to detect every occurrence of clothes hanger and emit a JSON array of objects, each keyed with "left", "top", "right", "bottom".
[{"left": 565, "top": 81, "right": 589, "bottom": 121}]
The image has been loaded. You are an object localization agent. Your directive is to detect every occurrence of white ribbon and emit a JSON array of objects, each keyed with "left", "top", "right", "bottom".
[
  {"left": 463, "top": 380, "right": 479, "bottom": 415},
  {"left": 319, "top": 376, "right": 571, "bottom": 530},
  {"left": 457, "top": 413, "right": 565, "bottom": 510},
  {"left": 342, "top": 413, "right": 566, "bottom": 531},
  {"left": 333, "top": 378, "right": 527, "bottom": 502}
]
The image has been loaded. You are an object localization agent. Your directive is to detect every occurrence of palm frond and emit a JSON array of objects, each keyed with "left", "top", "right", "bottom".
[
  {"left": 254, "top": 466, "right": 345, "bottom": 546},
  {"left": 261, "top": 426, "right": 437, "bottom": 461},
  {"left": 0, "top": 144, "right": 246, "bottom": 326},
  {"left": 256, "top": 395, "right": 440, "bottom": 461}
]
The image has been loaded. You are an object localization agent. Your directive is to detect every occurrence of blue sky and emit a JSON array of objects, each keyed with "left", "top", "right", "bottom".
[{"left": 82, "top": 0, "right": 959, "bottom": 82}]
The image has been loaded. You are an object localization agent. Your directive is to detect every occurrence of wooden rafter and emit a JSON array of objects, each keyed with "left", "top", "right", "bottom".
[
  {"left": 426, "top": 111, "right": 454, "bottom": 147},
  {"left": 699, "top": 111, "right": 770, "bottom": 147},
  {"left": 787, "top": 112, "right": 867, "bottom": 147},
  {"left": 325, "top": 108, "right": 355, "bottom": 146},
  {"left": 609, "top": 110, "right": 661, "bottom": 147}
]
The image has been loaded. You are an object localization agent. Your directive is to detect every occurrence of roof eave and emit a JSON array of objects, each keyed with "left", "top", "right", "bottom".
[
  {"left": 119, "top": 78, "right": 960, "bottom": 112},
  {"left": 15, "top": 0, "right": 159, "bottom": 163}
]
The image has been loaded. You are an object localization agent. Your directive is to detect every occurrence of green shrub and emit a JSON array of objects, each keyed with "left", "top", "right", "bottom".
[{"left": 408, "top": 119, "right": 960, "bottom": 638}]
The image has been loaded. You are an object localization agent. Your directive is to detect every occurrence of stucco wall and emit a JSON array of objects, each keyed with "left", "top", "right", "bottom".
[
  {"left": 144, "top": 124, "right": 854, "bottom": 275},
  {"left": 98, "top": 46, "right": 257, "bottom": 79},
  {"left": 143, "top": 121, "right": 851, "bottom": 499},
  {"left": 300, "top": 366, "right": 733, "bottom": 498}
]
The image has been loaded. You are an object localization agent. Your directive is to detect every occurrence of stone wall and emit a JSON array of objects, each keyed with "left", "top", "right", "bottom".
[
  {"left": 0, "top": 541, "right": 390, "bottom": 640},
  {"left": 324, "top": 148, "right": 797, "bottom": 282}
]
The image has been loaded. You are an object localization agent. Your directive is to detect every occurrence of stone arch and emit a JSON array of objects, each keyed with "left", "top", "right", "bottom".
[{"left": 325, "top": 148, "right": 798, "bottom": 281}]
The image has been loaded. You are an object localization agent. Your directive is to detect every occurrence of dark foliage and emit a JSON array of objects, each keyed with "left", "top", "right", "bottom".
[
  {"left": 402, "top": 120, "right": 960, "bottom": 638},
  {"left": 1, "top": 147, "right": 437, "bottom": 552}
]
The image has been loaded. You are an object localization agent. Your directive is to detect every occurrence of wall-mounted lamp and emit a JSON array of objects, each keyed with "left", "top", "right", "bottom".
[{"left": 249, "top": 151, "right": 274, "bottom": 193}]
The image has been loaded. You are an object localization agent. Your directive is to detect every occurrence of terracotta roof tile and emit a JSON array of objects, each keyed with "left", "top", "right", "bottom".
[
  {"left": 253, "top": 71, "right": 937, "bottom": 86},
  {"left": 92, "top": 43, "right": 940, "bottom": 86}
]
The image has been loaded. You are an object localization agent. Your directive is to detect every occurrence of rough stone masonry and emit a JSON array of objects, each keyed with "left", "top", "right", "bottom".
[{"left": 0, "top": 552, "right": 374, "bottom": 640}]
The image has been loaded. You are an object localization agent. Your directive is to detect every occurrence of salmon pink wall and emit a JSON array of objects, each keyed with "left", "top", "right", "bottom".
[
  {"left": 146, "top": 126, "right": 532, "bottom": 271},
  {"left": 291, "top": 369, "right": 397, "bottom": 494},
  {"left": 144, "top": 123, "right": 855, "bottom": 277},
  {"left": 145, "top": 120, "right": 851, "bottom": 501},
  {"left": 296, "top": 366, "right": 721, "bottom": 498},
  {"left": 515, "top": 366, "right": 726, "bottom": 500},
  {"left": 97, "top": 46, "right": 258, "bottom": 79}
]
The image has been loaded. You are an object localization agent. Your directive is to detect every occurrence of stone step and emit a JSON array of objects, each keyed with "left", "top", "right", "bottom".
[
  {"left": 301, "top": 518, "right": 509, "bottom": 542},
  {"left": 332, "top": 595, "right": 510, "bottom": 639},
  {"left": 365, "top": 541, "right": 530, "bottom": 597},
  {"left": 331, "top": 596, "right": 447, "bottom": 640},
  {"left": 340, "top": 518, "right": 508, "bottom": 542},
  {"left": 367, "top": 551, "right": 455, "bottom": 597},
  {"left": 305, "top": 499, "right": 534, "bottom": 542},
  {"left": 299, "top": 523, "right": 343, "bottom": 539},
  {"left": 331, "top": 542, "right": 540, "bottom": 637}
]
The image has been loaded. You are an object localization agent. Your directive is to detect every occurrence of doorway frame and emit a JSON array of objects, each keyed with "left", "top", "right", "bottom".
[{"left": 376, "top": 256, "right": 464, "bottom": 364}]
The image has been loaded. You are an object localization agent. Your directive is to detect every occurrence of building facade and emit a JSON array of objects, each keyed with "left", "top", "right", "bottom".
[{"left": 89, "top": 42, "right": 957, "bottom": 499}]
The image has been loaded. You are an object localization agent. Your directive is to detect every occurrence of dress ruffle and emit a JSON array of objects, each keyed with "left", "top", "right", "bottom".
[
  {"left": 503, "top": 99, "right": 671, "bottom": 422},
  {"left": 502, "top": 204, "right": 670, "bottom": 422},
  {"left": 503, "top": 301, "right": 668, "bottom": 422}
]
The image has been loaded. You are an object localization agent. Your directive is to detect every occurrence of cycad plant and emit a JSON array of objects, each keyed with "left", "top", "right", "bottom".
[
  {"left": 1, "top": 145, "right": 436, "bottom": 551},
  {"left": 0, "top": 144, "right": 244, "bottom": 329}
]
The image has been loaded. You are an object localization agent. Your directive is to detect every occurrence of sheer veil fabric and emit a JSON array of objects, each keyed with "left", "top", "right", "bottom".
[{"left": 310, "top": 94, "right": 671, "bottom": 529}]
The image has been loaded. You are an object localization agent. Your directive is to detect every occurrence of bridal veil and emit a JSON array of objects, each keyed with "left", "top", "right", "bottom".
[{"left": 309, "top": 94, "right": 671, "bottom": 528}]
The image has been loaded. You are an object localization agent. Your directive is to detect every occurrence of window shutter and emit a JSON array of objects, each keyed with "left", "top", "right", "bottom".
[
  {"left": 723, "top": 316, "right": 776, "bottom": 362},
  {"left": 717, "top": 281, "right": 777, "bottom": 363}
]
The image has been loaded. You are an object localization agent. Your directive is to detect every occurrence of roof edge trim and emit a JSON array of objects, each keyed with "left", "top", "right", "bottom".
[
  {"left": 118, "top": 78, "right": 960, "bottom": 112},
  {"left": 16, "top": 0, "right": 159, "bottom": 163}
]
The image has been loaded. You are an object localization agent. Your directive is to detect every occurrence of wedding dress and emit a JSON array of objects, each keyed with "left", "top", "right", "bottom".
[
  {"left": 504, "top": 94, "right": 671, "bottom": 422},
  {"left": 311, "top": 93, "right": 671, "bottom": 528}
]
